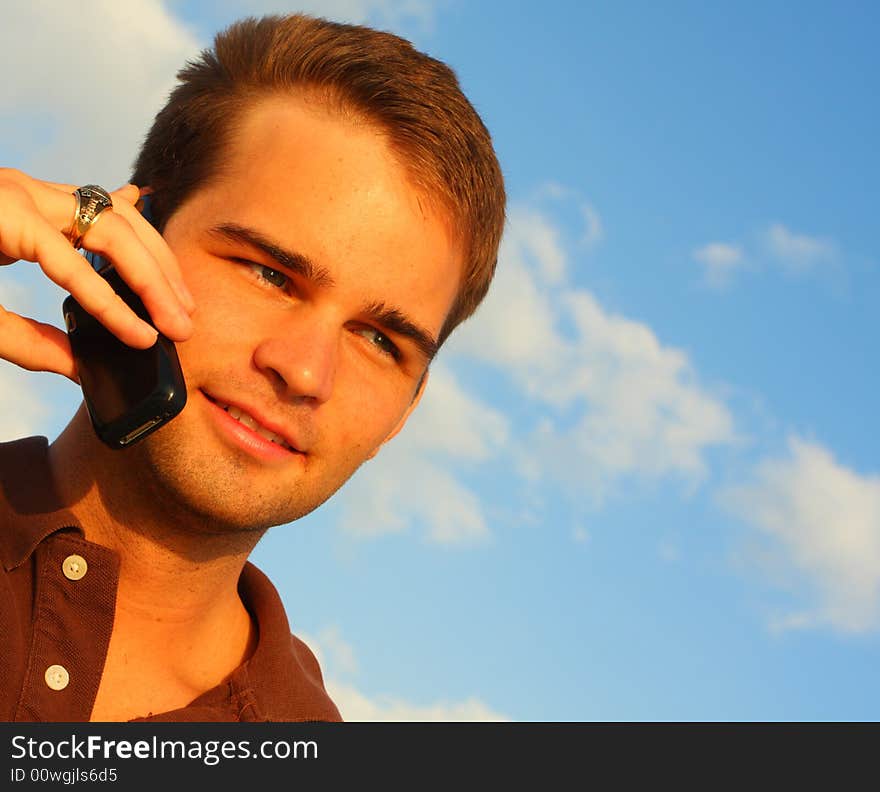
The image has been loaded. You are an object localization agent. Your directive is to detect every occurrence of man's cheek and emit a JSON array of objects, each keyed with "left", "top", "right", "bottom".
[
  {"left": 336, "top": 412, "right": 398, "bottom": 462},
  {"left": 176, "top": 316, "right": 238, "bottom": 366}
]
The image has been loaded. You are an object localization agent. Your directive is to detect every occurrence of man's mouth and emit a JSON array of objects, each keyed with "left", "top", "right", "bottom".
[{"left": 203, "top": 392, "right": 297, "bottom": 452}]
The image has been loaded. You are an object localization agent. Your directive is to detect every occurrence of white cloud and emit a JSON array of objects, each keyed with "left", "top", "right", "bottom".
[
  {"left": 338, "top": 364, "right": 507, "bottom": 545},
  {"left": 449, "top": 219, "right": 561, "bottom": 374},
  {"left": 535, "top": 182, "right": 569, "bottom": 201},
  {"left": 762, "top": 223, "right": 836, "bottom": 273},
  {"left": 311, "top": 625, "right": 359, "bottom": 676},
  {"left": 3, "top": 0, "right": 437, "bottom": 176},
  {"left": 721, "top": 437, "right": 880, "bottom": 633},
  {"left": 692, "top": 224, "right": 840, "bottom": 290},
  {"left": 341, "top": 454, "right": 491, "bottom": 545},
  {"left": 1, "top": 0, "right": 200, "bottom": 184},
  {"left": 405, "top": 365, "right": 509, "bottom": 461},
  {"left": 580, "top": 203, "right": 604, "bottom": 248},
  {"left": 299, "top": 628, "right": 508, "bottom": 722},
  {"left": 0, "top": 367, "right": 51, "bottom": 442},
  {"left": 693, "top": 242, "right": 744, "bottom": 289},
  {"left": 449, "top": 203, "right": 737, "bottom": 504},
  {"left": 2, "top": 0, "right": 444, "bottom": 181},
  {"left": 507, "top": 206, "right": 568, "bottom": 285},
  {"left": 530, "top": 183, "right": 603, "bottom": 251},
  {"left": 328, "top": 683, "right": 508, "bottom": 721}
]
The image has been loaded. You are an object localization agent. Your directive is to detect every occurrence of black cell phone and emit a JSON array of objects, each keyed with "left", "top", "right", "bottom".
[{"left": 62, "top": 195, "right": 187, "bottom": 449}]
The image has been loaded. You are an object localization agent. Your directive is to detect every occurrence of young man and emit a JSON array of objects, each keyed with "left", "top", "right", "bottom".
[{"left": 0, "top": 15, "right": 504, "bottom": 722}]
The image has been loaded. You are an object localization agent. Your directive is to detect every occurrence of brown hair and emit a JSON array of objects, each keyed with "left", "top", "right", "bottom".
[{"left": 132, "top": 13, "right": 505, "bottom": 347}]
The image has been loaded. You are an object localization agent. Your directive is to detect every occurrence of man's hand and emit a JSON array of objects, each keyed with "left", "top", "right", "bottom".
[{"left": 0, "top": 169, "right": 195, "bottom": 382}]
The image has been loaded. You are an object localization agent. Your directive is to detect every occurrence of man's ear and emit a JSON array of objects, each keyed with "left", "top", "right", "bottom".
[{"left": 366, "top": 370, "right": 429, "bottom": 460}]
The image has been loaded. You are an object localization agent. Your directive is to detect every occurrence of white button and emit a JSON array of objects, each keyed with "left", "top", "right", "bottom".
[
  {"left": 62, "top": 554, "right": 88, "bottom": 581},
  {"left": 45, "top": 665, "right": 70, "bottom": 691}
]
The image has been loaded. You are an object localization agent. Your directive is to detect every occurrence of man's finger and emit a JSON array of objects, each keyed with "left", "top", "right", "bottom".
[
  {"left": 109, "top": 194, "right": 197, "bottom": 315},
  {"left": 28, "top": 219, "right": 160, "bottom": 349},
  {"left": 77, "top": 209, "right": 194, "bottom": 341},
  {"left": 0, "top": 306, "right": 78, "bottom": 382}
]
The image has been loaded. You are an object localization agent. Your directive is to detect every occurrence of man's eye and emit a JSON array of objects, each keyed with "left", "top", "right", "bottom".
[
  {"left": 245, "top": 261, "right": 289, "bottom": 290},
  {"left": 356, "top": 326, "right": 401, "bottom": 360}
]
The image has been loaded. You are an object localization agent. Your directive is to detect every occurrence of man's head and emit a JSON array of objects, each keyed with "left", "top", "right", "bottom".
[
  {"left": 132, "top": 13, "right": 505, "bottom": 348},
  {"left": 111, "top": 14, "right": 504, "bottom": 536}
]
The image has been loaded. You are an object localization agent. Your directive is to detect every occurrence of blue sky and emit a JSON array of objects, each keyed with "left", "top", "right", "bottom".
[{"left": 2, "top": 1, "right": 878, "bottom": 720}]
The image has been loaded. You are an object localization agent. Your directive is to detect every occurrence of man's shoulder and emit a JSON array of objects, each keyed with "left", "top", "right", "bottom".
[
  {"left": 239, "top": 562, "right": 343, "bottom": 721},
  {"left": 0, "top": 435, "right": 84, "bottom": 573},
  {"left": 289, "top": 631, "right": 323, "bottom": 677},
  {"left": 0, "top": 435, "right": 51, "bottom": 502},
  {"left": 0, "top": 435, "right": 49, "bottom": 475}
]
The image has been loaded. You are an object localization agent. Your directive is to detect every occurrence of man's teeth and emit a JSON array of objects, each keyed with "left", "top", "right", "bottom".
[{"left": 220, "top": 402, "right": 293, "bottom": 450}]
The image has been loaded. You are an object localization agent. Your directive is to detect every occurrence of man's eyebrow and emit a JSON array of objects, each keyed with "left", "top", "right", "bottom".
[
  {"left": 208, "top": 223, "right": 335, "bottom": 288},
  {"left": 363, "top": 301, "right": 439, "bottom": 363}
]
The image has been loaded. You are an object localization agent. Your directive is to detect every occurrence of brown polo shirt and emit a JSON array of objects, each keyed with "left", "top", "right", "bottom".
[{"left": 0, "top": 436, "right": 342, "bottom": 722}]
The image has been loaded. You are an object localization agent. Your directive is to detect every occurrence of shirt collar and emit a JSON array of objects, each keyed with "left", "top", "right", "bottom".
[{"left": 0, "top": 436, "right": 84, "bottom": 571}]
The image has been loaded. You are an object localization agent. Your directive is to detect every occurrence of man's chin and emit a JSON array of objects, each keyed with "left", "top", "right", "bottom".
[
  {"left": 131, "top": 424, "right": 310, "bottom": 535},
  {"left": 131, "top": 403, "right": 362, "bottom": 537}
]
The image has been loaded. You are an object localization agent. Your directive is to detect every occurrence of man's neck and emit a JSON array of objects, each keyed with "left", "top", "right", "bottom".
[{"left": 46, "top": 406, "right": 261, "bottom": 700}]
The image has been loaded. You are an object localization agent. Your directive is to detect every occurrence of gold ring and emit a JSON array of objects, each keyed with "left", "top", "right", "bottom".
[{"left": 66, "top": 184, "right": 113, "bottom": 249}]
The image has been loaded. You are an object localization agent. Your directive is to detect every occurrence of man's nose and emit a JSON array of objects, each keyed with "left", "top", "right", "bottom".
[{"left": 252, "top": 310, "right": 338, "bottom": 404}]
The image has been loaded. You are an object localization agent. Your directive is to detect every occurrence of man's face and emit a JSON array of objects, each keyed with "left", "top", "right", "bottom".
[{"left": 136, "top": 96, "right": 461, "bottom": 533}]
